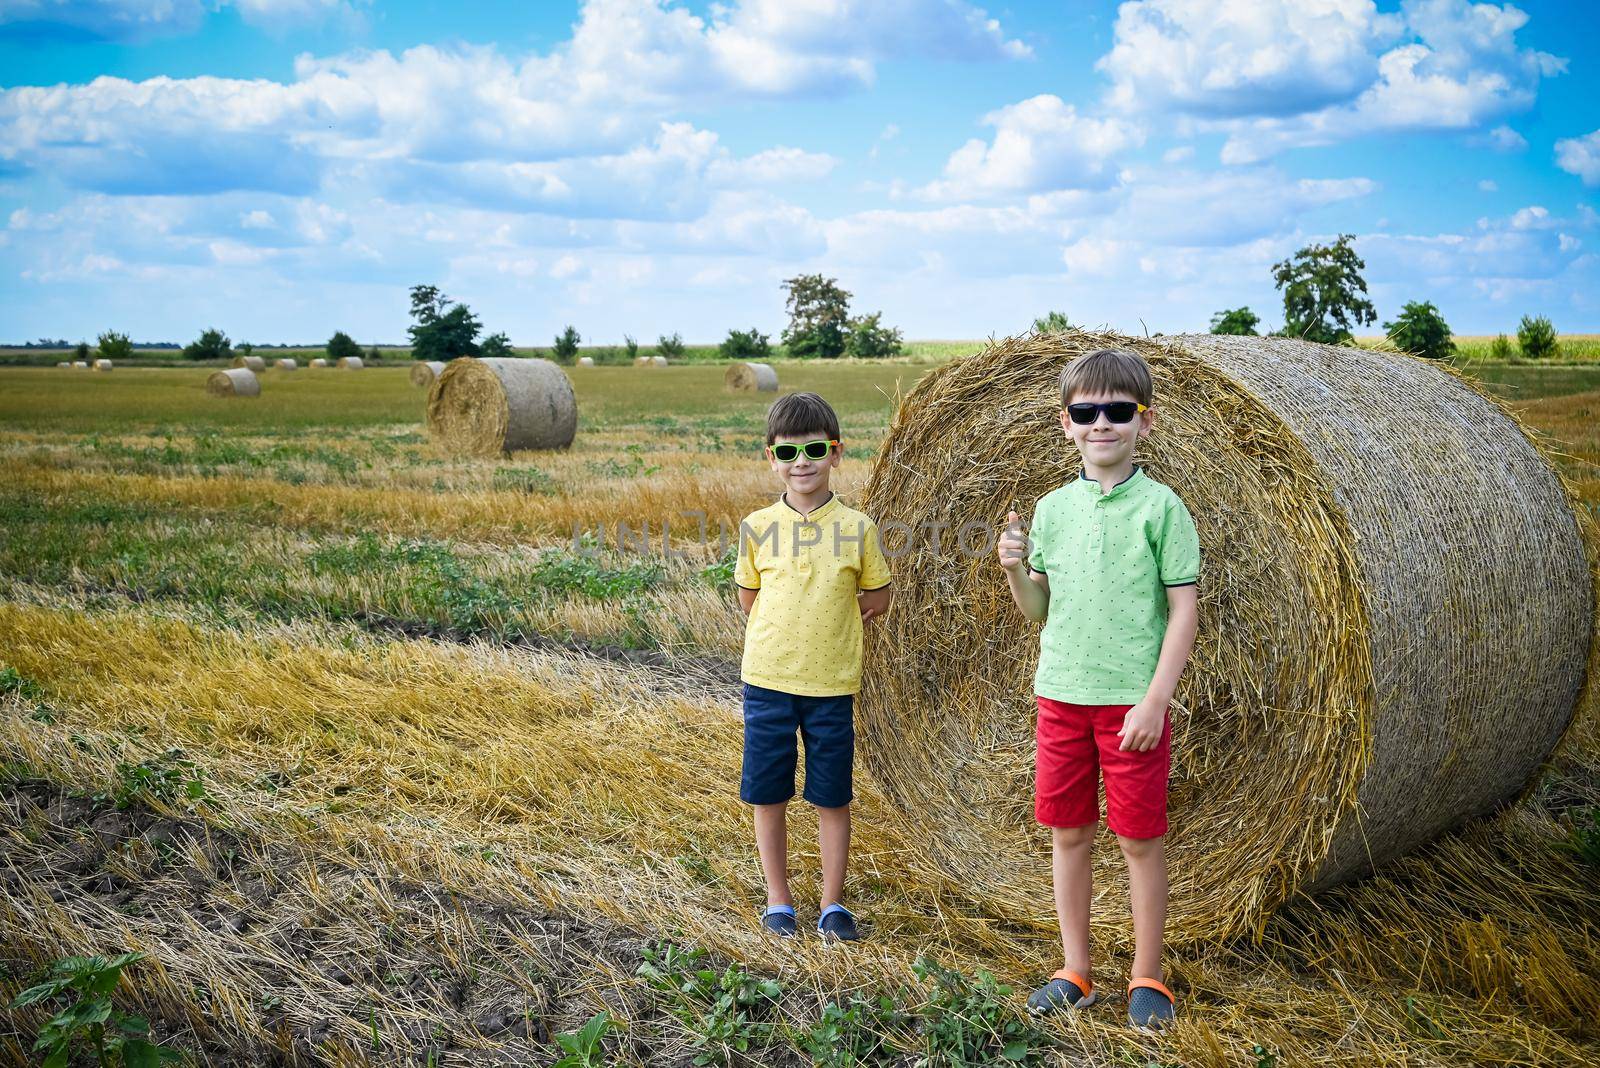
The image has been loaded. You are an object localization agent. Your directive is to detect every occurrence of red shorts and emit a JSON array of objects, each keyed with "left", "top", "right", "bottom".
[{"left": 1034, "top": 696, "right": 1170, "bottom": 839}]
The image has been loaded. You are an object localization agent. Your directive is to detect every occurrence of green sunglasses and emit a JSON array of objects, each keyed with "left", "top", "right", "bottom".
[{"left": 767, "top": 438, "right": 840, "bottom": 462}]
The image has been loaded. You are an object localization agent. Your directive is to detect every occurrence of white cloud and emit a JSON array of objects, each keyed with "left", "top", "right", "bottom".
[
  {"left": 1555, "top": 128, "right": 1600, "bottom": 186},
  {"left": 918, "top": 95, "right": 1144, "bottom": 200},
  {"left": 1100, "top": 0, "right": 1399, "bottom": 117},
  {"left": 1101, "top": 0, "right": 1564, "bottom": 163},
  {"left": 1161, "top": 145, "right": 1195, "bottom": 163},
  {"left": 1508, "top": 204, "right": 1551, "bottom": 229},
  {"left": 1478, "top": 179, "right": 1497, "bottom": 191}
]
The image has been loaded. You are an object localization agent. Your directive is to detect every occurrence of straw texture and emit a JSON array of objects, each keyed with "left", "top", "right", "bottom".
[
  {"left": 232, "top": 355, "right": 266, "bottom": 371},
  {"left": 275, "top": 358, "right": 298, "bottom": 372},
  {"left": 857, "top": 331, "right": 1594, "bottom": 944},
  {"left": 206, "top": 368, "right": 260, "bottom": 397},
  {"left": 411, "top": 361, "right": 447, "bottom": 387},
  {"left": 726, "top": 362, "right": 778, "bottom": 392},
  {"left": 425, "top": 356, "right": 577, "bottom": 456},
  {"left": 338, "top": 356, "right": 364, "bottom": 370}
]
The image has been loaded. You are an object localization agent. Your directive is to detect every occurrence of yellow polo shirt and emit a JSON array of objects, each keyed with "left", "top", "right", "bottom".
[{"left": 734, "top": 492, "right": 892, "bottom": 697}]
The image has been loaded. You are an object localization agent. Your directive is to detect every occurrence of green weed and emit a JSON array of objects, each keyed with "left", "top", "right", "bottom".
[
  {"left": 552, "top": 1010, "right": 617, "bottom": 1068},
  {"left": 910, "top": 956, "right": 1048, "bottom": 1066},
  {"left": 98, "top": 752, "right": 210, "bottom": 811},
  {"left": 10, "top": 951, "right": 184, "bottom": 1068},
  {"left": 1557, "top": 805, "right": 1600, "bottom": 869},
  {"left": 637, "top": 943, "right": 783, "bottom": 1066}
]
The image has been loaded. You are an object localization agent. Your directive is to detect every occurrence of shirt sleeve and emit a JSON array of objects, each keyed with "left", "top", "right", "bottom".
[
  {"left": 1026, "top": 499, "right": 1048, "bottom": 573},
  {"left": 734, "top": 516, "right": 762, "bottom": 590},
  {"left": 1156, "top": 493, "right": 1201, "bottom": 586},
  {"left": 859, "top": 518, "right": 892, "bottom": 590}
]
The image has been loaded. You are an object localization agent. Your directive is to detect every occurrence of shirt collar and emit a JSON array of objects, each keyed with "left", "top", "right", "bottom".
[
  {"left": 780, "top": 490, "right": 838, "bottom": 521},
  {"left": 1077, "top": 465, "right": 1143, "bottom": 498}
]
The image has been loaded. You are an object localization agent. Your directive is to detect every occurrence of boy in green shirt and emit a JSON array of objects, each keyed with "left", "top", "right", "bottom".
[
  {"left": 996, "top": 348, "right": 1200, "bottom": 1031},
  {"left": 734, "top": 392, "right": 893, "bottom": 940}
]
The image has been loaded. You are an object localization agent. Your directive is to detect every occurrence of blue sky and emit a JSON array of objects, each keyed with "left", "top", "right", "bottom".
[{"left": 2, "top": 0, "right": 1597, "bottom": 345}]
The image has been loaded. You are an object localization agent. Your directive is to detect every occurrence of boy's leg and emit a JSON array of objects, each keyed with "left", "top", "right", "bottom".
[
  {"left": 741, "top": 684, "right": 801, "bottom": 909},
  {"left": 753, "top": 803, "right": 793, "bottom": 907},
  {"left": 1035, "top": 697, "right": 1100, "bottom": 976},
  {"left": 1117, "top": 833, "right": 1167, "bottom": 982},
  {"left": 816, "top": 803, "right": 850, "bottom": 908},
  {"left": 1052, "top": 823, "right": 1096, "bottom": 977}
]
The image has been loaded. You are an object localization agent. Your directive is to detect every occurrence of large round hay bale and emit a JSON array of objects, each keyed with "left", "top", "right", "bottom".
[
  {"left": 56, "top": 361, "right": 70, "bottom": 369},
  {"left": 725, "top": 361, "right": 778, "bottom": 392},
  {"left": 93, "top": 359, "right": 112, "bottom": 372},
  {"left": 858, "top": 331, "right": 1595, "bottom": 944},
  {"left": 651, "top": 355, "right": 668, "bottom": 368},
  {"left": 206, "top": 368, "right": 260, "bottom": 397},
  {"left": 309, "top": 358, "right": 328, "bottom": 368},
  {"left": 576, "top": 356, "right": 595, "bottom": 367},
  {"left": 338, "top": 356, "right": 364, "bottom": 370},
  {"left": 425, "top": 357, "right": 577, "bottom": 455},
  {"left": 72, "top": 361, "right": 88, "bottom": 369},
  {"left": 411, "top": 361, "right": 447, "bottom": 387},
  {"left": 275, "top": 358, "right": 298, "bottom": 372},
  {"left": 231, "top": 354, "right": 266, "bottom": 371}
]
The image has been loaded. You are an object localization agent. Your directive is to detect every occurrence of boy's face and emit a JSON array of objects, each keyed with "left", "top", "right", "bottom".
[
  {"left": 1059, "top": 389, "right": 1153, "bottom": 468},
  {"left": 767, "top": 431, "right": 841, "bottom": 495}
]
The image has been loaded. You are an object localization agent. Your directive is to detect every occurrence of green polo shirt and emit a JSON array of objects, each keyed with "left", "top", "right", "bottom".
[
  {"left": 735, "top": 492, "right": 893, "bottom": 697},
  {"left": 1027, "top": 467, "right": 1200, "bottom": 704}
]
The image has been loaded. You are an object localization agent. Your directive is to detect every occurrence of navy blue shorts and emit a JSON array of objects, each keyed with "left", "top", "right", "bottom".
[{"left": 740, "top": 682, "right": 854, "bottom": 809}]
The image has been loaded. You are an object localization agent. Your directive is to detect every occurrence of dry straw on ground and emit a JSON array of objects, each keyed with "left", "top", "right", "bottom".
[
  {"left": 308, "top": 358, "right": 328, "bottom": 368},
  {"left": 725, "top": 361, "right": 778, "bottom": 392},
  {"left": 410, "top": 360, "right": 447, "bottom": 387},
  {"left": 206, "top": 368, "right": 260, "bottom": 398},
  {"left": 275, "top": 358, "right": 298, "bottom": 372},
  {"left": 231, "top": 355, "right": 266, "bottom": 372},
  {"left": 859, "top": 331, "right": 1597, "bottom": 946},
  {"left": 425, "top": 356, "right": 578, "bottom": 456},
  {"left": 92, "top": 359, "right": 112, "bottom": 372},
  {"left": 337, "top": 356, "right": 364, "bottom": 370}
]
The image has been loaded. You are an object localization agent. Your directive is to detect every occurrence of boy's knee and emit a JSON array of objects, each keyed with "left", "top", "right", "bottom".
[
  {"left": 1115, "top": 833, "right": 1164, "bottom": 859},
  {"left": 1053, "top": 824, "right": 1096, "bottom": 849}
]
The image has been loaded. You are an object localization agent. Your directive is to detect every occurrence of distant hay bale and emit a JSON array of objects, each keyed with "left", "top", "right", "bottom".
[
  {"left": 426, "top": 357, "right": 577, "bottom": 456},
  {"left": 634, "top": 355, "right": 669, "bottom": 368},
  {"left": 309, "top": 358, "right": 329, "bottom": 368},
  {"left": 411, "top": 361, "right": 447, "bottom": 387},
  {"left": 206, "top": 368, "right": 260, "bottom": 398},
  {"left": 576, "top": 356, "right": 595, "bottom": 367},
  {"left": 338, "top": 356, "right": 364, "bottom": 370},
  {"left": 858, "top": 331, "right": 1595, "bottom": 945},
  {"left": 71, "top": 361, "right": 88, "bottom": 369},
  {"left": 93, "top": 359, "right": 112, "bottom": 372},
  {"left": 275, "top": 358, "right": 298, "bottom": 371},
  {"left": 725, "top": 361, "right": 778, "bottom": 392},
  {"left": 231, "top": 354, "right": 266, "bottom": 372},
  {"left": 56, "top": 361, "right": 70, "bottom": 369}
]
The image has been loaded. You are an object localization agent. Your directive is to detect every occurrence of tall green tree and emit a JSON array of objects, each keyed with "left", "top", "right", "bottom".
[
  {"left": 1383, "top": 300, "right": 1455, "bottom": 360},
  {"left": 327, "top": 331, "right": 362, "bottom": 363},
  {"left": 182, "top": 328, "right": 232, "bottom": 362},
  {"left": 552, "top": 326, "right": 581, "bottom": 362},
  {"left": 407, "top": 284, "right": 482, "bottom": 361},
  {"left": 479, "top": 332, "right": 513, "bottom": 359},
  {"left": 781, "top": 274, "right": 852, "bottom": 359},
  {"left": 1517, "top": 315, "right": 1559, "bottom": 360},
  {"left": 1209, "top": 307, "right": 1260, "bottom": 336},
  {"left": 1272, "top": 234, "right": 1376, "bottom": 344},
  {"left": 95, "top": 331, "right": 134, "bottom": 360},
  {"left": 719, "top": 327, "right": 771, "bottom": 360},
  {"left": 845, "top": 312, "right": 903, "bottom": 358},
  {"left": 1033, "top": 310, "right": 1073, "bottom": 333},
  {"left": 656, "top": 333, "right": 686, "bottom": 359}
]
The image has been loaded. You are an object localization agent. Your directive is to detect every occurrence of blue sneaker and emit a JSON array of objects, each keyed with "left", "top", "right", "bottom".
[
  {"left": 817, "top": 903, "right": 859, "bottom": 943},
  {"left": 1127, "top": 979, "right": 1176, "bottom": 1032},
  {"left": 760, "top": 905, "right": 797, "bottom": 938}
]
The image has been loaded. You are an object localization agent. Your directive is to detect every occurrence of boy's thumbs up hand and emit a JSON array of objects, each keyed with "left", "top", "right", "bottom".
[{"left": 997, "top": 510, "right": 1030, "bottom": 573}]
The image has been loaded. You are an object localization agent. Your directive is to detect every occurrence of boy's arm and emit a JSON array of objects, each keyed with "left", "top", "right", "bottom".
[
  {"left": 1118, "top": 583, "right": 1198, "bottom": 752},
  {"left": 859, "top": 585, "right": 892, "bottom": 623},
  {"left": 999, "top": 510, "right": 1050, "bottom": 622},
  {"left": 737, "top": 586, "right": 758, "bottom": 615}
]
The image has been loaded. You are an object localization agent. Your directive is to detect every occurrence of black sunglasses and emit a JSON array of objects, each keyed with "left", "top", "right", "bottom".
[{"left": 1065, "top": 401, "right": 1148, "bottom": 425}]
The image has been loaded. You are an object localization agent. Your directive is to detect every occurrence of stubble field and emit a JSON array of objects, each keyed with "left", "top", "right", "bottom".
[{"left": 0, "top": 357, "right": 1596, "bottom": 1067}]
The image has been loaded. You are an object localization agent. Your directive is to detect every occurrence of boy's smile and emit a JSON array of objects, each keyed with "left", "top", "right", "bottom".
[{"left": 768, "top": 433, "right": 841, "bottom": 507}]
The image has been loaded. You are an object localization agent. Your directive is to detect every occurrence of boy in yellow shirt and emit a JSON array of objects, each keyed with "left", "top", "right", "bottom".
[{"left": 734, "top": 392, "right": 893, "bottom": 940}]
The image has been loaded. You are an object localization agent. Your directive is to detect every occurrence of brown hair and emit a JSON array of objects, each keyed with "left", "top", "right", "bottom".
[
  {"left": 1059, "top": 347, "right": 1153, "bottom": 407},
  {"left": 766, "top": 391, "right": 841, "bottom": 445}
]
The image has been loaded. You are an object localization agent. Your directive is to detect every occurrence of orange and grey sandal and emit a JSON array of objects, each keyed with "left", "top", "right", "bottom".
[
  {"left": 1127, "top": 977, "right": 1176, "bottom": 1031},
  {"left": 1027, "top": 969, "right": 1098, "bottom": 1015}
]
